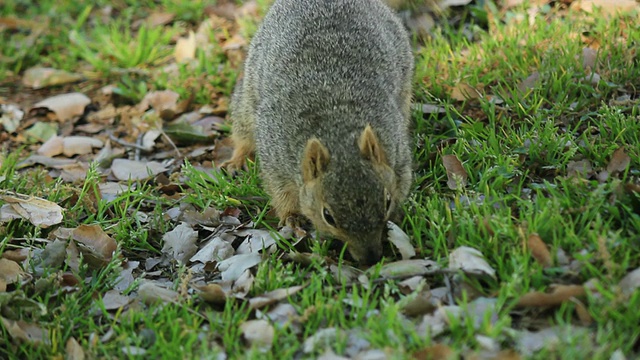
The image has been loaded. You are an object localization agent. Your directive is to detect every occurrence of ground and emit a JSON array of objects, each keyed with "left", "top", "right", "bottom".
[{"left": 1, "top": 0, "right": 639, "bottom": 359}]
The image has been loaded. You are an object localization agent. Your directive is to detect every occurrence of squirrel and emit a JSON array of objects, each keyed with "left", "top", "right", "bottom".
[{"left": 222, "top": 0, "right": 414, "bottom": 265}]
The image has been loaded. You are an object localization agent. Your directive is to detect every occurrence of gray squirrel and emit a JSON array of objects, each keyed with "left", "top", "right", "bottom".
[{"left": 223, "top": 0, "right": 414, "bottom": 265}]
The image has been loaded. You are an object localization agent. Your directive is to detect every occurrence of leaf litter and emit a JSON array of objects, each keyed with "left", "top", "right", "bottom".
[{"left": 1, "top": 0, "right": 639, "bottom": 358}]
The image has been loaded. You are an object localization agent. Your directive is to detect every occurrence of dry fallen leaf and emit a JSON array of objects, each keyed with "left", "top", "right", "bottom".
[
  {"left": 22, "top": 67, "right": 83, "bottom": 89},
  {"left": 0, "top": 258, "right": 25, "bottom": 291},
  {"left": 1, "top": 316, "right": 50, "bottom": 344},
  {"left": 249, "top": 285, "right": 305, "bottom": 309},
  {"left": 618, "top": 267, "right": 640, "bottom": 297},
  {"left": 111, "top": 159, "right": 167, "bottom": 181},
  {"left": 377, "top": 259, "right": 440, "bottom": 278},
  {"left": 517, "top": 72, "right": 540, "bottom": 94},
  {"left": 241, "top": 319, "right": 274, "bottom": 352},
  {"left": 0, "top": 191, "right": 64, "bottom": 228},
  {"left": 387, "top": 221, "right": 415, "bottom": 260},
  {"left": 65, "top": 336, "right": 85, "bottom": 360},
  {"left": 582, "top": 48, "right": 598, "bottom": 70},
  {"left": 37, "top": 135, "right": 64, "bottom": 157},
  {"left": 571, "top": 0, "right": 638, "bottom": 15},
  {"left": 413, "top": 343, "right": 456, "bottom": 360},
  {"left": 194, "top": 283, "right": 227, "bottom": 305},
  {"left": 527, "top": 233, "right": 553, "bottom": 268},
  {"left": 1, "top": 103, "right": 25, "bottom": 133},
  {"left": 516, "top": 284, "right": 586, "bottom": 307},
  {"left": 138, "top": 281, "right": 179, "bottom": 304},
  {"left": 32, "top": 92, "right": 91, "bottom": 122},
  {"left": 55, "top": 224, "right": 117, "bottom": 266},
  {"left": 217, "top": 253, "right": 262, "bottom": 282},
  {"left": 190, "top": 236, "right": 234, "bottom": 264},
  {"left": 442, "top": 154, "right": 468, "bottom": 190},
  {"left": 448, "top": 246, "right": 496, "bottom": 278},
  {"left": 606, "top": 147, "right": 631, "bottom": 174},
  {"left": 516, "top": 326, "right": 589, "bottom": 356},
  {"left": 567, "top": 159, "right": 593, "bottom": 179},
  {"left": 62, "top": 136, "right": 104, "bottom": 157},
  {"left": 175, "top": 31, "right": 197, "bottom": 63},
  {"left": 162, "top": 222, "right": 199, "bottom": 264},
  {"left": 451, "top": 83, "right": 481, "bottom": 101}
]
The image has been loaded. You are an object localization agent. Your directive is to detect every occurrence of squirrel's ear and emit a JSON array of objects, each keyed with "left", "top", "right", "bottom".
[
  {"left": 359, "top": 125, "right": 387, "bottom": 165},
  {"left": 302, "top": 137, "right": 330, "bottom": 182}
]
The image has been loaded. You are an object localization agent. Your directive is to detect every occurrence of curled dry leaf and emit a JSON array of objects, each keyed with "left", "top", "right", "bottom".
[
  {"left": 194, "top": 283, "right": 227, "bottom": 305},
  {"left": 162, "top": 222, "right": 199, "bottom": 264},
  {"left": 241, "top": 319, "right": 274, "bottom": 352},
  {"left": 249, "top": 285, "right": 305, "bottom": 309},
  {"left": 448, "top": 246, "right": 496, "bottom": 278},
  {"left": 387, "top": 221, "right": 415, "bottom": 260},
  {"left": 606, "top": 147, "right": 630, "bottom": 174},
  {"left": 54, "top": 225, "right": 117, "bottom": 267},
  {"left": 527, "top": 233, "right": 553, "bottom": 268},
  {"left": 516, "top": 284, "right": 585, "bottom": 307},
  {"left": 111, "top": 159, "right": 167, "bottom": 181},
  {"left": 0, "top": 258, "right": 25, "bottom": 291},
  {"left": 32, "top": 92, "right": 91, "bottom": 122},
  {"left": 442, "top": 155, "right": 468, "bottom": 190},
  {"left": 0, "top": 191, "right": 64, "bottom": 228},
  {"left": 22, "top": 67, "right": 83, "bottom": 89},
  {"left": 37, "top": 135, "right": 64, "bottom": 157}
]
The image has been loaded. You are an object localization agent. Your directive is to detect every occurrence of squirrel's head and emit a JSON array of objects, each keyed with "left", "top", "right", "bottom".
[{"left": 299, "top": 125, "right": 399, "bottom": 265}]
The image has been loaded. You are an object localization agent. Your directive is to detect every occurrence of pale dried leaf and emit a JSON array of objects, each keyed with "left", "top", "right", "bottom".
[
  {"left": 378, "top": 259, "right": 440, "bottom": 278},
  {"left": 304, "top": 328, "right": 339, "bottom": 354},
  {"left": 175, "top": 31, "right": 196, "bottom": 63},
  {"left": 235, "top": 229, "right": 278, "bottom": 254},
  {"left": 516, "top": 326, "right": 589, "bottom": 356},
  {"left": 618, "top": 267, "right": 640, "bottom": 297},
  {"left": 0, "top": 103, "right": 24, "bottom": 133},
  {"left": 62, "top": 136, "right": 104, "bottom": 157},
  {"left": 0, "top": 191, "right": 64, "bottom": 228},
  {"left": 387, "top": 221, "right": 415, "bottom": 260},
  {"left": 567, "top": 160, "right": 593, "bottom": 178},
  {"left": 162, "top": 222, "right": 198, "bottom": 264},
  {"left": 121, "top": 346, "right": 147, "bottom": 356},
  {"left": 442, "top": 154, "right": 468, "bottom": 190},
  {"left": 572, "top": 0, "right": 638, "bottom": 15},
  {"left": 448, "top": 246, "right": 496, "bottom": 278},
  {"left": 190, "top": 236, "right": 234, "bottom": 264},
  {"left": 32, "top": 239, "right": 67, "bottom": 275},
  {"left": 440, "top": 0, "right": 473, "bottom": 7},
  {"left": 111, "top": 159, "right": 167, "bottom": 180},
  {"left": 32, "top": 92, "right": 90, "bottom": 122},
  {"left": 241, "top": 319, "right": 274, "bottom": 352},
  {"left": 582, "top": 48, "right": 597, "bottom": 70},
  {"left": 101, "top": 289, "right": 131, "bottom": 310},
  {"left": 146, "top": 12, "right": 175, "bottom": 27},
  {"left": 65, "top": 336, "right": 85, "bottom": 360},
  {"left": 22, "top": 67, "right": 83, "bottom": 89},
  {"left": 37, "top": 135, "right": 64, "bottom": 157},
  {"left": 217, "top": 253, "right": 262, "bottom": 282},
  {"left": 517, "top": 72, "right": 540, "bottom": 93},
  {"left": 527, "top": 233, "right": 553, "bottom": 268},
  {"left": 114, "top": 260, "right": 139, "bottom": 292}
]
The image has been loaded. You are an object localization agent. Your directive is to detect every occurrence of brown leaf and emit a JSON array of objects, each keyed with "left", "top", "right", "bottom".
[
  {"left": 442, "top": 154, "right": 468, "bottom": 190},
  {"left": 413, "top": 344, "right": 456, "bottom": 360},
  {"left": 70, "top": 224, "right": 117, "bottom": 265},
  {"left": 516, "top": 285, "right": 585, "bottom": 307},
  {"left": 571, "top": 0, "right": 638, "bottom": 15},
  {"left": 65, "top": 336, "right": 85, "bottom": 360},
  {"left": 0, "top": 191, "right": 64, "bottom": 228},
  {"left": 527, "top": 233, "right": 553, "bottom": 268},
  {"left": 32, "top": 92, "right": 91, "bottom": 122},
  {"left": 606, "top": 147, "right": 630, "bottom": 174},
  {"left": 1, "top": 316, "right": 50, "bottom": 344},
  {"left": 0, "top": 258, "right": 25, "bottom": 290},
  {"left": 571, "top": 298, "right": 593, "bottom": 326},
  {"left": 194, "top": 283, "right": 227, "bottom": 305},
  {"left": 145, "top": 12, "right": 175, "bottom": 27},
  {"left": 451, "top": 83, "right": 481, "bottom": 101}
]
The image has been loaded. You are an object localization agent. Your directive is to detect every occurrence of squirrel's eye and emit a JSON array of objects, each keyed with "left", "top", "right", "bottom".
[
  {"left": 322, "top": 208, "right": 336, "bottom": 227},
  {"left": 384, "top": 189, "right": 392, "bottom": 210}
]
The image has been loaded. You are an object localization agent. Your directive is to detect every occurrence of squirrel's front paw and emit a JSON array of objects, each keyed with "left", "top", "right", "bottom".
[
  {"left": 219, "top": 157, "right": 247, "bottom": 174},
  {"left": 279, "top": 214, "right": 306, "bottom": 230}
]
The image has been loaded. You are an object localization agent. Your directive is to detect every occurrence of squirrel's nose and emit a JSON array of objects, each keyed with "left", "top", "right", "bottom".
[{"left": 362, "top": 246, "right": 383, "bottom": 265}]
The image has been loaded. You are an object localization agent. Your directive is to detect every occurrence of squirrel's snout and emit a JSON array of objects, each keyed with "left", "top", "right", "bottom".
[{"left": 349, "top": 239, "right": 383, "bottom": 265}]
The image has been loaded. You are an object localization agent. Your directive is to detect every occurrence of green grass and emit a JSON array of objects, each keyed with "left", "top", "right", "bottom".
[{"left": 1, "top": 0, "right": 640, "bottom": 359}]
